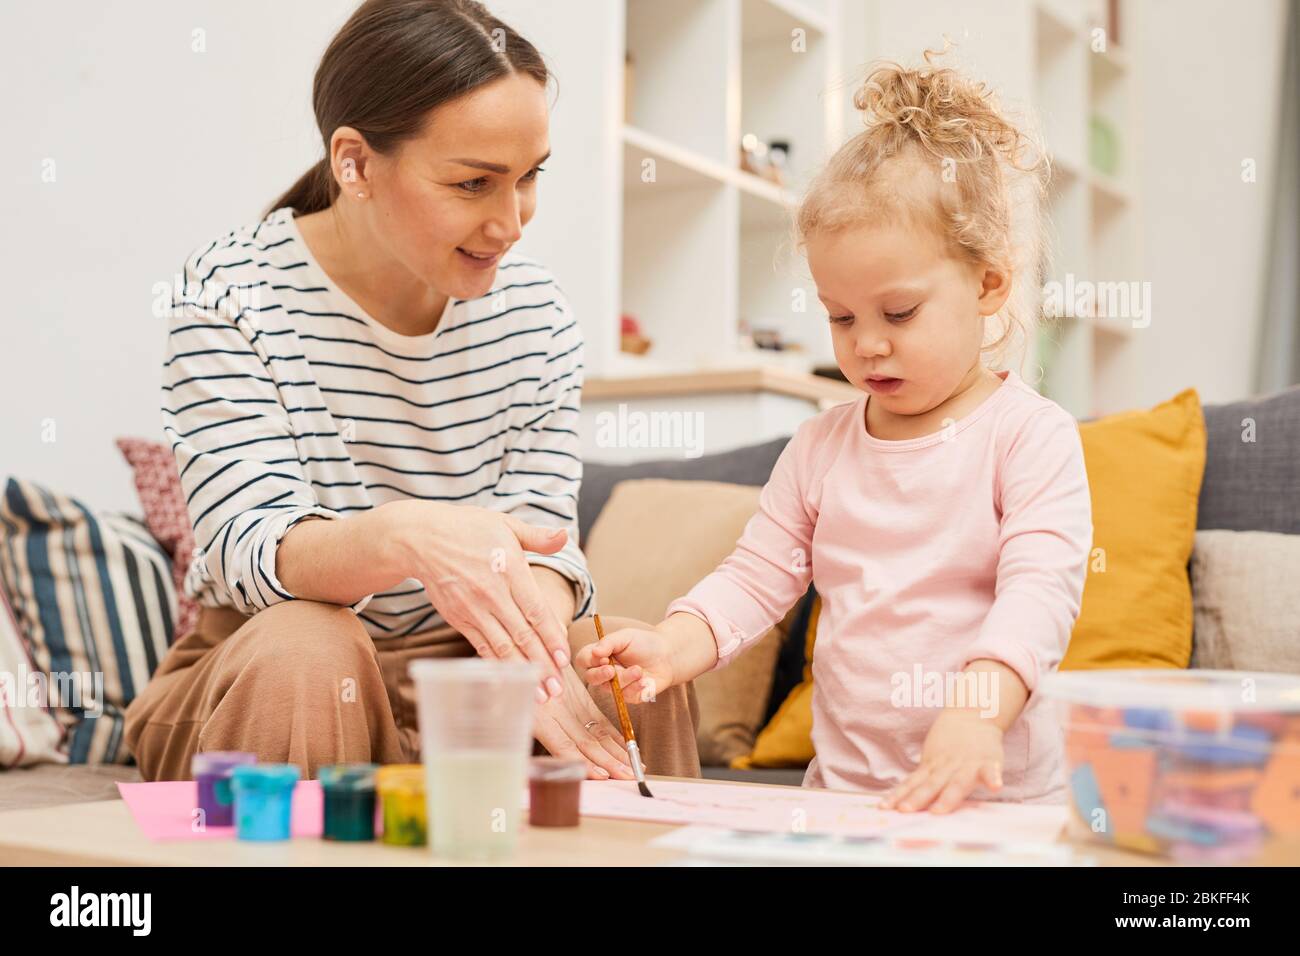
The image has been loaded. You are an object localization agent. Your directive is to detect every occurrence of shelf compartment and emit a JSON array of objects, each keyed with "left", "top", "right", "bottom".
[
  {"left": 625, "top": 0, "right": 732, "bottom": 164},
  {"left": 740, "top": 0, "right": 835, "bottom": 192}
]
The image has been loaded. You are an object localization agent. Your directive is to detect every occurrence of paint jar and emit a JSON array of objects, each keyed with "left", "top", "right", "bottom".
[
  {"left": 191, "top": 751, "right": 255, "bottom": 828},
  {"left": 376, "top": 764, "right": 427, "bottom": 847},
  {"left": 410, "top": 658, "right": 540, "bottom": 861},
  {"left": 1042, "top": 669, "right": 1300, "bottom": 863},
  {"left": 319, "top": 763, "right": 379, "bottom": 842},
  {"left": 528, "top": 757, "right": 585, "bottom": 827},
  {"left": 231, "top": 763, "right": 301, "bottom": 842}
]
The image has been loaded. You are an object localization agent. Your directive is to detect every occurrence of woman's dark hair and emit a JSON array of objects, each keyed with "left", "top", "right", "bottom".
[{"left": 265, "top": 0, "right": 549, "bottom": 217}]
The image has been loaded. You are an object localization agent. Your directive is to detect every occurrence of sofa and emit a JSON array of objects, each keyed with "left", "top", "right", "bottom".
[{"left": 2, "top": 383, "right": 1297, "bottom": 812}]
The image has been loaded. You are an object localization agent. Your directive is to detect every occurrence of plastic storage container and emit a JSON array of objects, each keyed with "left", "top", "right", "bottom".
[{"left": 1041, "top": 669, "right": 1300, "bottom": 863}]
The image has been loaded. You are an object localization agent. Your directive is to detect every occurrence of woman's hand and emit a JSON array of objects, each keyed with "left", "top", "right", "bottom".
[
  {"left": 533, "top": 666, "right": 637, "bottom": 781},
  {"left": 879, "top": 710, "right": 1005, "bottom": 814},
  {"left": 380, "top": 499, "right": 573, "bottom": 699},
  {"left": 574, "top": 624, "right": 676, "bottom": 705}
]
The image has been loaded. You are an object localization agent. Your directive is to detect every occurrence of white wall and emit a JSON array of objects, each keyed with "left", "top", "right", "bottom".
[
  {"left": 0, "top": 0, "right": 624, "bottom": 511},
  {"left": 1128, "top": 0, "right": 1289, "bottom": 407},
  {"left": 0, "top": 0, "right": 359, "bottom": 510}
]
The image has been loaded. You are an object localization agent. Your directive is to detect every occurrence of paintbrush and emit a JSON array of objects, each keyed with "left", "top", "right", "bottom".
[{"left": 593, "top": 613, "right": 654, "bottom": 798}]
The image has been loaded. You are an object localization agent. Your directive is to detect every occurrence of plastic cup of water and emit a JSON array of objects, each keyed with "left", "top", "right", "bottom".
[{"left": 410, "top": 658, "right": 540, "bottom": 861}]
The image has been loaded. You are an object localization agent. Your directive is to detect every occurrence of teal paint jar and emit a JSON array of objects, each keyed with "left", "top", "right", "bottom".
[{"left": 319, "top": 763, "right": 379, "bottom": 842}]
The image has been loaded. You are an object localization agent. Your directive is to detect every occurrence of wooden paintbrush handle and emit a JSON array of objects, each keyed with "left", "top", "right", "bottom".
[{"left": 593, "top": 614, "right": 637, "bottom": 743}]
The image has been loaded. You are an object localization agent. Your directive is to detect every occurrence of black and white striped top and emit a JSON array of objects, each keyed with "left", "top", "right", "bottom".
[{"left": 162, "top": 206, "right": 593, "bottom": 638}]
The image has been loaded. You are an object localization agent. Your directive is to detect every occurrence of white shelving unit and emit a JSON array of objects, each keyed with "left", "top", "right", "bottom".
[
  {"left": 615, "top": 0, "right": 844, "bottom": 378},
  {"left": 496, "top": 0, "right": 856, "bottom": 464},
  {"left": 501, "top": 0, "right": 1142, "bottom": 462},
  {"left": 1032, "top": 0, "right": 1142, "bottom": 417}
]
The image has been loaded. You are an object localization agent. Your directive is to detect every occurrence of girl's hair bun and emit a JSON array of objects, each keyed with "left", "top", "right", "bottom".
[{"left": 852, "top": 47, "right": 1044, "bottom": 174}]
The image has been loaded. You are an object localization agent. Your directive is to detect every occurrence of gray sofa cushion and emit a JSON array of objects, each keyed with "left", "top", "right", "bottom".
[
  {"left": 578, "top": 436, "right": 790, "bottom": 544},
  {"left": 1199, "top": 386, "right": 1300, "bottom": 534},
  {"left": 1190, "top": 529, "right": 1300, "bottom": 673}
]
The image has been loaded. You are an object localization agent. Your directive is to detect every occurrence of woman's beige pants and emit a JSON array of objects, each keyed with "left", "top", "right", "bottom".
[{"left": 123, "top": 601, "right": 701, "bottom": 781}]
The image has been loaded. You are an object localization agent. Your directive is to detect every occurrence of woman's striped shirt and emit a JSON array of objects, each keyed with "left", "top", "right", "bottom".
[{"left": 161, "top": 205, "right": 594, "bottom": 638}]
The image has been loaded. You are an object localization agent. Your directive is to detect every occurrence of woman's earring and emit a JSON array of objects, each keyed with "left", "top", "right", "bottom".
[{"left": 356, "top": 191, "right": 366, "bottom": 199}]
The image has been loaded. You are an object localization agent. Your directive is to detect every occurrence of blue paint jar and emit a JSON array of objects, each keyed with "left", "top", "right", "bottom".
[{"left": 232, "top": 763, "right": 301, "bottom": 841}]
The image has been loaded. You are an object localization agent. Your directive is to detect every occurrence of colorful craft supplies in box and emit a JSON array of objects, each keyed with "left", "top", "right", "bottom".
[{"left": 1042, "top": 670, "right": 1300, "bottom": 863}]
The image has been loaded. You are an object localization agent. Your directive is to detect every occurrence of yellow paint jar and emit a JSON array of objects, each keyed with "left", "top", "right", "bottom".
[{"left": 376, "top": 764, "right": 427, "bottom": 847}]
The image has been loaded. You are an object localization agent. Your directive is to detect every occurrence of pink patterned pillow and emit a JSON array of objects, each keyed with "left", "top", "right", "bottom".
[{"left": 115, "top": 437, "right": 199, "bottom": 642}]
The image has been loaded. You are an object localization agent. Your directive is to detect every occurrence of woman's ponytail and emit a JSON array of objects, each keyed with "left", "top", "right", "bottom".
[{"left": 265, "top": 157, "right": 336, "bottom": 219}]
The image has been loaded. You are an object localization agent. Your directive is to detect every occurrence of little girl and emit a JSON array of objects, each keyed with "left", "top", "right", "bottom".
[{"left": 578, "top": 56, "right": 1093, "bottom": 812}]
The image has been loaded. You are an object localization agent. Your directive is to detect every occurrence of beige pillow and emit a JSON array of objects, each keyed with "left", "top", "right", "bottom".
[
  {"left": 1190, "top": 529, "right": 1300, "bottom": 673},
  {"left": 582, "top": 479, "right": 796, "bottom": 766}
]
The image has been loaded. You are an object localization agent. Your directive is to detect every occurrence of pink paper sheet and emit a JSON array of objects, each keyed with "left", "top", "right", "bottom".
[
  {"left": 117, "top": 780, "right": 323, "bottom": 842},
  {"left": 578, "top": 780, "right": 1069, "bottom": 843}
]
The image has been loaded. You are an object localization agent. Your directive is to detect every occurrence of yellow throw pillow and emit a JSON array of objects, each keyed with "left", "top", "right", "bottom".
[
  {"left": 732, "top": 595, "right": 821, "bottom": 769},
  {"left": 1063, "top": 388, "right": 1206, "bottom": 670}
]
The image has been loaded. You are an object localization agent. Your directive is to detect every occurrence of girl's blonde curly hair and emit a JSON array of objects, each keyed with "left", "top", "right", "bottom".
[{"left": 796, "top": 48, "right": 1049, "bottom": 369}]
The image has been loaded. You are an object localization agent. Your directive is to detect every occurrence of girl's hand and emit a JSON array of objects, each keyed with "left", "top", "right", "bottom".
[
  {"left": 574, "top": 625, "right": 676, "bottom": 705},
  {"left": 879, "top": 710, "right": 1005, "bottom": 814},
  {"left": 379, "top": 499, "right": 573, "bottom": 699},
  {"left": 532, "top": 666, "right": 637, "bottom": 781}
]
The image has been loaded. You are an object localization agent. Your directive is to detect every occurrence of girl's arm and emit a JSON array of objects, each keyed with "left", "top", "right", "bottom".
[
  {"left": 579, "top": 419, "right": 823, "bottom": 702},
  {"left": 884, "top": 407, "right": 1092, "bottom": 813},
  {"left": 959, "top": 406, "right": 1093, "bottom": 694},
  {"left": 662, "top": 419, "right": 821, "bottom": 672},
  {"left": 577, "top": 609, "right": 719, "bottom": 704}
]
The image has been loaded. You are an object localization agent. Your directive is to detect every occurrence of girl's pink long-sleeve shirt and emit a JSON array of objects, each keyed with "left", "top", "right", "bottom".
[{"left": 665, "top": 369, "right": 1093, "bottom": 803}]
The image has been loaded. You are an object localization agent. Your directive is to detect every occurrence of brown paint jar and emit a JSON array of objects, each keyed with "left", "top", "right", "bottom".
[{"left": 528, "top": 757, "right": 586, "bottom": 827}]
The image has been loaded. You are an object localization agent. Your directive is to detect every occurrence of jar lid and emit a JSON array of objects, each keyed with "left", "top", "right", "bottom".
[
  {"left": 231, "top": 763, "right": 301, "bottom": 792},
  {"left": 1041, "top": 669, "right": 1300, "bottom": 712},
  {"left": 192, "top": 751, "right": 256, "bottom": 776},
  {"left": 318, "top": 763, "right": 378, "bottom": 792},
  {"left": 408, "top": 658, "right": 540, "bottom": 684},
  {"left": 376, "top": 764, "right": 425, "bottom": 793},
  {"left": 529, "top": 757, "right": 587, "bottom": 783}
]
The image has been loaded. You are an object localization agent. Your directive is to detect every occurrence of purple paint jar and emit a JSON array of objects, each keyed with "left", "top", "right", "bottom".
[{"left": 192, "top": 751, "right": 256, "bottom": 828}]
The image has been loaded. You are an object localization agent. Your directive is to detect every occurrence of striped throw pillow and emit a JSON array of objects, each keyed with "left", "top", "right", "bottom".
[
  {"left": 0, "top": 478, "right": 177, "bottom": 764},
  {"left": 0, "top": 583, "right": 67, "bottom": 767}
]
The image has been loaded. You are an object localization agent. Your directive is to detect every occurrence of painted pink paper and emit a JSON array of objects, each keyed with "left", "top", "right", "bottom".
[
  {"left": 578, "top": 779, "right": 1069, "bottom": 843},
  {"left": 116, "top": 780, "right": 323, "bottom": 842}
]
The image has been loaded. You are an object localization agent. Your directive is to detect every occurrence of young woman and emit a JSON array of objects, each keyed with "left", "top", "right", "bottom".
[{"left": 124, "top": 0, "right": 699, "bottom": 782}]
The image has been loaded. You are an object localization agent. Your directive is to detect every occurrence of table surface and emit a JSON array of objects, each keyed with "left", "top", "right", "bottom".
[{"left": 0, "top": 774, "right": 1251, "bottom": 867}]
